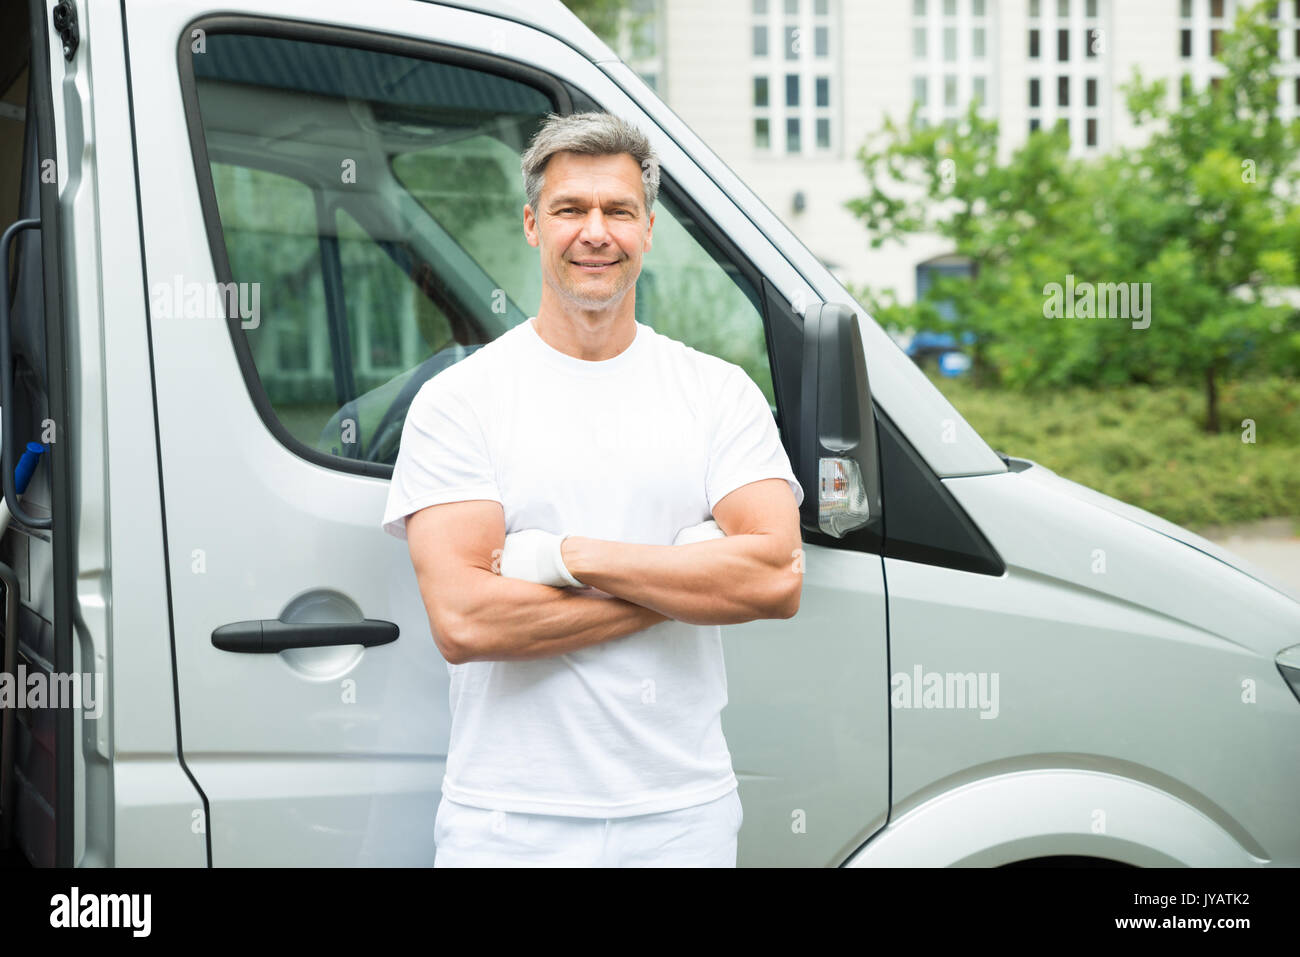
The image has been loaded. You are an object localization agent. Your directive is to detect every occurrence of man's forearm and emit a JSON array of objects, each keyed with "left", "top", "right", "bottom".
[
  {"left": 560, "top": 534, "right": 800, "bottom": 626},
  {"left": 448, "top": 571, "right": 668, "bottom": 663}
]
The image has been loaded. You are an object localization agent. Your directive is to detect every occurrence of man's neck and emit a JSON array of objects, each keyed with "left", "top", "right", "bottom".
[{"left": 532, "top": 293, "right": 638, "bottom": 362}]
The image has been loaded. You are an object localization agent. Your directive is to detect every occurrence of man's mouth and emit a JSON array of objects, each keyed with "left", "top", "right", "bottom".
[{"left": 571, "top": 259, "right": 619, "bottom": 272}]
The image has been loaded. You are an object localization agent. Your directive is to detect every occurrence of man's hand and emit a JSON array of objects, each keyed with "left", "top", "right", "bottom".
[
  {"left": 406, "top": 503, "right": 668, "bottom": 663},
  {"left": 498, "top": 521, "right": 725, "bottom": 600},
  {"left": 673, "top": 519, "right": 726, "bottom": 546},
  {"left": 499, "top": 529, "right": 585, "bottom": 588}
]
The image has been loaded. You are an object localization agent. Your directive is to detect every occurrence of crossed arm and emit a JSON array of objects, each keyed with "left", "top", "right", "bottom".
[{"left": 406, "top": 478, "right": 803, "bottom": 664}]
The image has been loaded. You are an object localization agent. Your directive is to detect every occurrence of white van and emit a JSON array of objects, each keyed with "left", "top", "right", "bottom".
[{"left": 0, "top": 0, "right": 1297, "bottom": 867}]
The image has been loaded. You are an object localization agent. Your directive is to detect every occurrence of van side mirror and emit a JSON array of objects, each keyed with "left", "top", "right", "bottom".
[{"left": 798, "top": 302, "right": 881, "bottom": 537}]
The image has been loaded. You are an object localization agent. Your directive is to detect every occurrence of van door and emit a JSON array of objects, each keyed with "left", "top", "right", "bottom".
[
  {"left": 125, "top": 0, "right": 888, "bottom": 865},
  {"left": 0, "top": 0, "right": 71, "bottom": 867}
]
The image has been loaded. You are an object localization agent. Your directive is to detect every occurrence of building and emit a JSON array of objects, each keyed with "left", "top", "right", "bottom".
[{"left": 614, "top": 0, "right": 1300, "bottom": 303}]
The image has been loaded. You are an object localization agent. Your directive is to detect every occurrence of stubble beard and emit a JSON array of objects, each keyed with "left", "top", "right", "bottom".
[{"left": 552, "top": 257, "right": 636, "bottom": 310}]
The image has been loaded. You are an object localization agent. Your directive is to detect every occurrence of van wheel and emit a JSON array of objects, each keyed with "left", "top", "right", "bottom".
[{"left": 1002, "top": 856, "right": 1135, "bottom": 867}]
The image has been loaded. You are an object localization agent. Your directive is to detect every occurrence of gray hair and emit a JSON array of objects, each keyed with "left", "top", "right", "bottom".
[{"left": 520, "top": 111, "right": 660, "bottom": 215}]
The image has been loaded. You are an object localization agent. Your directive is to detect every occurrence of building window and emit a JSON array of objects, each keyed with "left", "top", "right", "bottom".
[
  {"left": 1029, "top": 29, "right": 1040, "bottom": 57},
  {"left": 1057, "top": 0, "right": 1069, "bottom": 15},
  {"left": 1210, "top": 29, "right": 1223, "bottom": 56},
  {"left": 1029, "top": 77, "right": 1041, "bottom": 106},
  {"left": 754, "top": 0, "right": 840, "bottom": 157},
  {"left": 1086, "top": 28, "right": 1099, "bottom": 58},
  {"left": 1058, "top": 75, "right": 1069, "bottom": 106},
  {"left": 1030, "top": 117, "right": 1041, "bottom": 133},
  {"left": 913, "top": 0, "right": 925, "bottom": 14},
  {"left": 1086, "top": 117, "right": 1097, "bottom": 146},
  {"left": 1210, "top": 0, "right": 1224, "bottom": 17},
  {"left": 910, "top": 0, "right": 999, "bottom": 131},
  {"left": 1086, "top": 76, "right": 1097, "bottom": 106},
  {"left": 1030, "top": 0, "right": 1041, "bottom": 17},
  {"left": 1058, "top": 29, "right": 1070, "bottom": 61},
  {"left": 1180, "top": 0, "right": 1191, "bottom": 17},
  {"left": 810, "top": 0, "right": 833, "bottom": 149},
  {"left": 754, "top": 25, "right": 769, "bottom": 56},
  {"left": 1180, "top": 73, "right": 1193, "bottom": 102},
  {"left": 1086, "top": 0, "right": 1097, "bottom": 16},
  {"left": 1181, "top": 29, "right": 1192, "bottom": 58}
]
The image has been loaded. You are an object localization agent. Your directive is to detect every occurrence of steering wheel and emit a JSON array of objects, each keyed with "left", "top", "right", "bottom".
[{"left": 364, "top": 342, "right": 484, "bottom": 465}]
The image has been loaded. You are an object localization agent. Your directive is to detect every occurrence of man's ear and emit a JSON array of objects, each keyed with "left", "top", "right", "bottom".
[
  {"left": 523, "top": 203, "right": 539, "bottom": 248},
  {"left": 643, "top": 209, "right": 654, "bottom": 253}
]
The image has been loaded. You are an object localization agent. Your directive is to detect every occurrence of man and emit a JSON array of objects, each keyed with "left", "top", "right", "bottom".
[{"left": 381, "top": 111, "right": 804, "bottom": 867}]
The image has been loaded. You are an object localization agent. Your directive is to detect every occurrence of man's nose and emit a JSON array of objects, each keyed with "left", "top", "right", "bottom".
[{"left": 578, "top": 208, "right": 612, "bottom": 245}]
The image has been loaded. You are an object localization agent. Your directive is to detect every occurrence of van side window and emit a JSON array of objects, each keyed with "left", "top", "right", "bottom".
[
  {"left": 207, "top": 163, "right": 330, "bottom": 447},
  {"left": 632, "top": 189, "right": 774, "bottom": 409},
  {"left": 393, "top": 152, "right": 776, "bottom": 410},
  {"left": 187, "top": 31, "right": 777, "bottom": 472}
]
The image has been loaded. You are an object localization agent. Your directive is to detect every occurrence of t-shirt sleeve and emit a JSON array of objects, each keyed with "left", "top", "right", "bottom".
[
  {"left": 705, "top": 364, "right": 805, "bottom": 514},
  {"left": 381, "top": 379, "right": 501, "bottom": 541}
]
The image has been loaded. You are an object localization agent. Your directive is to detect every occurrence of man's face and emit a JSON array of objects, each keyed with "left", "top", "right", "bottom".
[{"left": 523, "top": 151, "right": 654, "bottom": 310}]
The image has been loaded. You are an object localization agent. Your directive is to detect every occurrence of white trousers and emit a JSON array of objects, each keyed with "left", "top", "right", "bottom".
[{"left": 433, "top": 788, "right": 742, "bottom": 867}]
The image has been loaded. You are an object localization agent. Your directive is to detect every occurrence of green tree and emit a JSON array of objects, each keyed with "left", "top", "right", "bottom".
[
  {"left": 847, "top": 0, "right": 1300, "bottom": 431},
  {"left": 561, "top": 0, "right": 645, "bottom": 47}
]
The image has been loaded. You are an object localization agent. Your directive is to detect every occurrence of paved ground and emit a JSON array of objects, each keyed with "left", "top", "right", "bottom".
[{"left": 1197, "top": 517, "right": 1300, "bottom": 602}]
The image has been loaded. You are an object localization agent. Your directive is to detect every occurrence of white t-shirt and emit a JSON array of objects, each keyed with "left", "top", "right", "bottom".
[{"left": 381, "top": 315, "right": 804, "bottom": 817}]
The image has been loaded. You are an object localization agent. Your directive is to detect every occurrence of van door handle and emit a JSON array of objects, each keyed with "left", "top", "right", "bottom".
[{"left": 211, "top": 618, "right": 399, "bottom": 653}]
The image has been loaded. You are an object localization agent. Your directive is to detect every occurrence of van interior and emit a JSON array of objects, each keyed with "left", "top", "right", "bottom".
[{"left": 1, "top": 0, "right": 56, "bottom": 869}]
